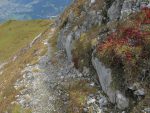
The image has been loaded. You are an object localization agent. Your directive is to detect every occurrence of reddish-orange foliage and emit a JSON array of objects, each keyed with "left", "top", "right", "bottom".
[
  {"left": 142, "top": 7, "right": 150, "bottom": 24},
  {"left": 98, "top": 28, "right": 146, "bottom": 50},
  {"left": 97, "top": 11, "right": 150, "bottom": 63},
  {"left": 125, "top": 51, "right": 132, "bottom": 61}
]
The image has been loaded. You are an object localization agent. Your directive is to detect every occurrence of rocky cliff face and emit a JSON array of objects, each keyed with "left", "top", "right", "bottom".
[
  {"left": 92, "top": 56, "right": 129, "bottom": 110},
  {"left": 50, "top": 0, "right": 150, "bottom": 112},
  {"left": 56, "top": 0, "right": 103, "bottom": 62}
]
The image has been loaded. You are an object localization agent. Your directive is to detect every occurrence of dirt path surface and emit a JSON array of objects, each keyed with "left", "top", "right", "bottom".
[
  {"left": 13, "top": 27, "right": 105, "bottom": 113},
  {"left": 13, "top": 28, "right": 81, "bottom": 113},
  {"left": 15, "top": 52, "right": 68, "bottom": 113}
]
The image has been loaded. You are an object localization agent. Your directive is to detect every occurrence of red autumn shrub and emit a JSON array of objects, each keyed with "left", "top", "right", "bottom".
[
  {"left": 97, "top": 6, "right": 150, "bottom": 63},
  {"left": 142, "top": 7, "right": 150, "bottom": 24},
  {"left": 95, "top": 5, "right": 150, "bottom": 90},
  {"left": 98, "top": 27, "right": 147, "bottom": 61}
]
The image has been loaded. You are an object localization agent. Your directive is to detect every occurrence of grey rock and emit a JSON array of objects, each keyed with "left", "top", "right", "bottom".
[
  {"left": 92, "top": 56, "right": 129, "bottom": 110},
  {"left": 121, "top": 0, "right": 150, "bottom": 19},
  {"left": 65, "top": 32, "right": 74, "bottom": 63},
  {"left": 91, "top": 0, "right": 96, "bottom": 4},
  {"left": 83, "top": 107, "right": 88, "bottom": 112},
  {"left": 128, "top": 83, "right": 145, "bottom": 97},
  {"left": 68, "top": 11, "right": 75, "bottom": 22},
  {"left": 83, "top": 67, "right": 90, "bottom": 76},
  {"left": 116, "top": 91, "right": 129, "bottom": 110},
  {"left": 143, "top": 108, "right": 150, "bottom": 113},
  {"left": 128, "top": 85, "right": 137, "bottom": 91},
  {"left": 134, "top": 88, "right": 145, "bottom": 96},
  {"left": 108, "top": 0, "right": 124, "bottom": 20},
  {"left": 30, "top": 33, "right": 42, "bottom": 48},
  {"left": 57, "top": 30, "right": 66, "bottom": 50},
  {"left": 99, "top": 97, "right": 108, "bottom": 107},
  {"left": 90, "top": 82, "right": 95, "bottom": 87},
  {"left": 92, "top": 57, "right": 116, "bottom": 103},
  {"left": 140, "top": 1, "right": 149, "bottom": 8},
  {"left": 147, "top": 3, "right": 150, "bottom": 8},
  {"left": 89, "top": 94, "right": 94, "bottom": 97},
  {"left": 122, "top": 111, "right": 126, "bottom": 113},
  {"left": 81, "top": 11, "right": 86, "bottom": 17},
  {"left": 0, "top": 62, "right": 7, "bottom": 70},
  {"left": 57, "top": 0, "right": 103, "bottom": 59},
  {"left": 78, "top": 73, "right": 83, "bottom": 77},
  {"left": 121, "top": 0, "right": 133, "bottom": 19},
  {"left": 87, "top": 98, "right": 96, "bottom": 105},
  {"left": 74, "top": 29, "right": 81, "bottom": 38}
]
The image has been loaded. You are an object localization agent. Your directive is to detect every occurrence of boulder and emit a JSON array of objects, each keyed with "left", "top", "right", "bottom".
[
  {"left": 108, "top": 0, "right": 124, "bottom": 20},
  {"left": 92, "top": 56, "right": 129, "bottom": 109},
  {"left": 99, "top": 97, "right": 108, "bottom": 107},
  {"left": 134, "top": 88, "right": 145, "bottom": 96},
  {"left": 65, "top": 32, "right": 74, "bottom": 62},
  {"left": 91, "top": 0, "right": 96, "bottom": 4},
  {"left": 116, "top": 91, "right": 129, "bottom": 110},
  {"left": 121, "top": 0, "right": 133, "bottom": 19},
  {"left": 120, "top": 0, "right": 150, "bottom": 19}
]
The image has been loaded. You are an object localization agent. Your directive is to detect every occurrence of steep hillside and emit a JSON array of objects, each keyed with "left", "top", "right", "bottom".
[
  {"left": 49, "top": 0, "right": 150, "bottom": 112},
  {"left": 0, "top": 20, "right": 51, "bottom": 62},
  {"left": 0, "top": 20, "right": 52, "bottom": 112},
  {"left": 0, "top": 0, "right": 150, "bottom": 113},
  {"left": 0, "top": 23, "right": 99, "bottom": 113}
]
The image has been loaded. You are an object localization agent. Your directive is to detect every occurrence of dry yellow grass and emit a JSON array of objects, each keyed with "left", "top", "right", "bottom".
[
  {"left": 0, "top": 19, "right": 51, "bottom": 62},
  {"left": 0, "top": 27, "right": 51, "bottom": 112},
  {"left": 66, "top": 80, "right": 98, "bottom": 113}
]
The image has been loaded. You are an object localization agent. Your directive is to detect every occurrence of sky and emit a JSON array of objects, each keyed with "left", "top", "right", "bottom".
[{"left": 0, "top": 0, "right": 71, "bottom": 22}]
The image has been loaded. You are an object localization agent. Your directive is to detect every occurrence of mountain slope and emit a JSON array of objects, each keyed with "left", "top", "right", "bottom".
[
  {"left": 0, "top": 0, "right": 150, "bottom": 113},
  {"left": 0, "top": 20, "right": 51, "bottom": 62},
  {"left": 0, "top": 24, "right": 98, "bottom": 113},
  {"left": 0, "top": 20, "right": 51, "bottom": 112},
  {"left": 49, "top": 0, "right": 150, "bottom": 112}
]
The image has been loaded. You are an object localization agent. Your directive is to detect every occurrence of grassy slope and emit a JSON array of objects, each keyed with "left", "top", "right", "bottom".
[
  {"left": 0, "top": 20, "right": 51, "bottom": 62},
  {"left": 0, "top": 19, "right": 52, "bottom": 112}
]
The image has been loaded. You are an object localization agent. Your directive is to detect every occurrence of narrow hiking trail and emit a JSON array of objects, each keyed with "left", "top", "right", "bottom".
[
  {"left": 14, "top": 28, "right": 67, "bottom": 113},
  {"left": 15, "top": 51, "right": 67, "bottom": 113},
  {"left": 13, "top": 28, "right": 84, "bottom": 113},
  {"left": 13, "top": 27, "right": 104, "bottom": 113}
]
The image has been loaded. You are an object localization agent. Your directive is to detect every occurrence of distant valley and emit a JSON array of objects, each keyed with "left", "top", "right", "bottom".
[{"left": 0, "top": 0, "right": 71, "bottom": 22}]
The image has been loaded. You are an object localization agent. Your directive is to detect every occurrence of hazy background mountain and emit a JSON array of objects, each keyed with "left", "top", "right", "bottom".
[{"left": 0, "top": 0, "right": 71, "bottom": 22}]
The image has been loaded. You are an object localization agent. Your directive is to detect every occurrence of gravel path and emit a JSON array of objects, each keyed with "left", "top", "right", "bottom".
[
  {"left": 13, "top": 28, "right": 107, "bottom": 113},
  {"left": 14, "top": 28, "right": 79, "bottom": 113},
  {"left": 15, "top": 50, "right": 71, "bottom": 113}
]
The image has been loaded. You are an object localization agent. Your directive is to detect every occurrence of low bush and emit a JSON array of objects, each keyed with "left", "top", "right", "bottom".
[
  {"left": 72, "top": 26, "right": 100, "bottom": 70},
  {"left": 97, "top": 9, "right": 150, "bottom": 86},
  {"left": 72, "top": 33, "right": 92, "bottom": 70}
]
